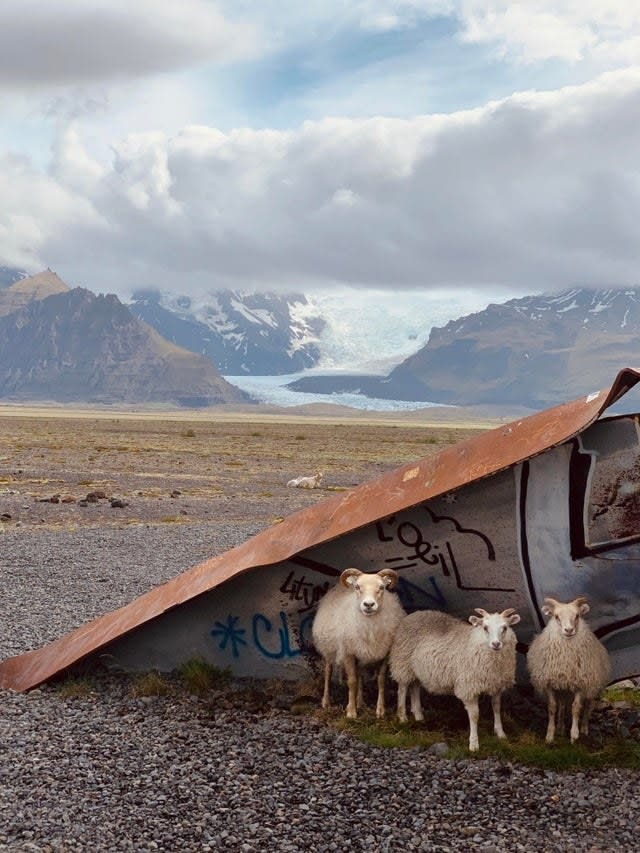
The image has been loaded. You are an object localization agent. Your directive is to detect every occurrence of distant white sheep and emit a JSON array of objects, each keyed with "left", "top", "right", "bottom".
[
  {"left": 527, "top": 596, "right": 611, "bottom": 743},
  {"left": 287, "top": 470, "right": 323, "bottom": 489},
  {"left": 312, "top": 568, "right": 405, "bottom": 718},
  {"left": 389, "top": 607, "right": 521, "bottom": 751}
]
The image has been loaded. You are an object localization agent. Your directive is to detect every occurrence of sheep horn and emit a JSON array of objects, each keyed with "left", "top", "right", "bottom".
[
  {"left": 542, "top": 597, "right": 560, "bottom": 609},
  {"left": 474, "top": 608, "right": 489, "bottom": 617},
  {"left": 501, "top": 608, "right": 517, "bottom": 618},
  {"left": 378, "top": 568, "right": 398, "bottom": 589},
  {"left": 573, "top": 596, "right": 589, "bottom": 607},
  {"left": 340, "top": 568, "right": 362, "bottom": 588}
]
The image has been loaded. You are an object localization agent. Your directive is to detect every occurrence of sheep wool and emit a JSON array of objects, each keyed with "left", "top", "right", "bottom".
[
  {"left": 312, "top": 568, "right": 405, "bottom": 719},
  {"left": 527, "top": 596, "right": 610, "bottom": 743},
  {"left": 389, "top": 607, "right": 521, "bottom": 751}
]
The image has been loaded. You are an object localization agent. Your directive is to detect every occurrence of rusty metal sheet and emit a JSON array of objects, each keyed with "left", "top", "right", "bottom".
[{"left": 2, "top": 367, "right": 640, "bottom": 692}]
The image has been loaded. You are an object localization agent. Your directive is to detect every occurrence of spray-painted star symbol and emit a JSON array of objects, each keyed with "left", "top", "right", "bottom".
[{"left": 210, "top": 614, "right": 247, "bottom": 658}]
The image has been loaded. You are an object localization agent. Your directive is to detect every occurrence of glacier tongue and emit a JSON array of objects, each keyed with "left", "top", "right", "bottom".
[{"left": 306, "top": 287, "right": 509, "bottom": 373}]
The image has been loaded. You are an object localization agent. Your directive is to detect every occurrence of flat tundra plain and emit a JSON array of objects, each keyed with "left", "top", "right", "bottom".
[
  {"left": 0, "top": 409, "right": 480, "bottom": 531},
  {"left": 1, "top": 408, "right": 639, "bottom": 852}
]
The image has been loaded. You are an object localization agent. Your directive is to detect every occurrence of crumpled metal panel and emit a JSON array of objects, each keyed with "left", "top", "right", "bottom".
[{"left": 2, "top": 367, "right": 640, "bottom": 692}]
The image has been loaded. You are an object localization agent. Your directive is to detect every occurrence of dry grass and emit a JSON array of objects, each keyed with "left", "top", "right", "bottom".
[{"left": 0, "top": 407, "right": 488, "bottom": 530}]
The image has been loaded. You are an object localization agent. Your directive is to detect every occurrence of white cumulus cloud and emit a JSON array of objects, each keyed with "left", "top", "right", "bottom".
[{"left": 1, "top": 69, "right": 640, "bottom": 297}]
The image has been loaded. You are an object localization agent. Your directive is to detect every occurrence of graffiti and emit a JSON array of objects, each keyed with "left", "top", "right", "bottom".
[
  {"left": 253, "top": 611, "right": 314, "bottom": 659},
  {"left": 210, "top": 615, "right": 247, "bottom": 659},
  {"left": 377, "top": 505, "right": 515, "bottom": 593},
  {"left": 396, "top": 576, "right": 446, "bottom": 612},
  {"left": 280, "top": 570, "right": 330, "bottom": 613},
  {"left": 211, "top": 610, "right": 314, "bottom": 660}
]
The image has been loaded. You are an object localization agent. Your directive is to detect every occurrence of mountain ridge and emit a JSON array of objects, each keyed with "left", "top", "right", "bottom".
[
  {"left": 129, "top": 289, "right": 325, "bottom": 375},
  {"left": 287, "top": 287, "right": 640, "bottom": 408},
  {"left": 0, "top": 276, "right": 252, "bottom": 406}
]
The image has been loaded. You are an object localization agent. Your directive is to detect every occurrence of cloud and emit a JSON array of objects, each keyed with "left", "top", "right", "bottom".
[
  {"left": 0, "top": 0, "right": 256, "bottom": 88},
  {"left": 458, "top": 1, "right": 640, "bottom": 66},
  {"left": 3, "top": 69, "right": 640, "bottom": 295}
]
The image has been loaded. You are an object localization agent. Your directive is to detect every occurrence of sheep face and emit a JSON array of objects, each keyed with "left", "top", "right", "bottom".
[
  {"left": 542, "top": 596, "right": 590, "bottom": 639},
  {"left": 340, "top": 568, "right": 397, "bottom": 617},
  {"left": 468, "top": 608, "right": 521, "bottom": 651}
]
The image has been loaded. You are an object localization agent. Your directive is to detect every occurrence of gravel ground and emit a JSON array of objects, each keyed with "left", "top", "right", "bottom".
[{"left": 1, "top": 524, "right": 640, "bottom": 852}]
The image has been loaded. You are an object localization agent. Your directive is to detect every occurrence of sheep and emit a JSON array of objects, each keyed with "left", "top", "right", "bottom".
[
  {"left": 527, "top": 596, "right": 611, "bottom": 744},
  {"left": 287, "top": 470, "right": 323, "bottom": 489},
  {"left": 311, "top": 567, "right": 405, "bottom": 719},
  {"left": 389, "top": 607, "right": 521, "bottom": 751}
]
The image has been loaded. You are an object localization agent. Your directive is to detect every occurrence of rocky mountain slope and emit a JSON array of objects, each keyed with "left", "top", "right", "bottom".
[
  {"left": 0, "top": 269, "right": 69, "bottom": 317},
  {"left": 129, "top": 289, "right": 325, "bottom": 375},
  {"left": 288, "top": 288, "right": 640, "bottom": 408},
  {"left": 0, "top": 274, "right": 251, "bottom": 406}
]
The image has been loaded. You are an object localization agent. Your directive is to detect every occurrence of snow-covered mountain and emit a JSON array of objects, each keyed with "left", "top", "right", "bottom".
[
  {"left": 0, "top": 266, "right": 28, "bottom": 288},
  {"left": 129, "top": 289, "right": 326, "bottom": 375},
  {"left": 128, "top": 286, "right": 508, "bottom": 376}
]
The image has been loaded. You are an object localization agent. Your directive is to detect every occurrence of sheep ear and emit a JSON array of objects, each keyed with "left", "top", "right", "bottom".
[
  {"left": 542, "top": 597, "right": 558, "bottom": 615},
  {"left": 378, "top": 569, "right": 398, "bottom": 590},
  {"left": 574, "top": 596, "right": 590, "bottom": 615},
  {"left": 468, "top": 615, "right": 482, "bottom": 626},
  {"left": 501, "top": 607, "right": 520, "bottom": 625},
  {"left": 340, "top": 568, "right": 361, "bottom": 588},
  {"left": 541, "top": 604, "right": 553, "bottom": 617}
]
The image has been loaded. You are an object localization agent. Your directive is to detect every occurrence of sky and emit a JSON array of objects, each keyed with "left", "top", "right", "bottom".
[{"left": 1, "top": 1, "right": 640, "bottom": 300}]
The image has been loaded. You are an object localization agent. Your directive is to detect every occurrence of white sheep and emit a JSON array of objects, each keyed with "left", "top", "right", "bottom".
[
  {"left": 311, "top": 567, "right": 405, "bottom": 719},
  {"left": 389, "top": 607, "right": 521, "bottom": 751},
  {"left": 527, "top": 596, "right": 611, "bottom": 744},
  {"left": 287, "top": 471, "right": 323, "bottom": 489}
]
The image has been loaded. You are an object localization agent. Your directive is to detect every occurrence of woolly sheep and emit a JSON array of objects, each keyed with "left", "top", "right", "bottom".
[
  {"left": 527, "top": 596, "right": 611, "bottom": 743},
  {"left": 389, "top": 607, "right": 521, "bottom": 751},
  {"left": 287, "top": 471, "right": 323, "bottom": 489},
  {"left": 311, "top": 567, "right": 405, "bottom": 719}
]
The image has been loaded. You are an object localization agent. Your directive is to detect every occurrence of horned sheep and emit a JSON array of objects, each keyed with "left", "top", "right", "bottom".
[
  {"left": 311, "top": 568, "right": 405, "bottom": 719},
  {"left": 389, "top": 608, "right": 521, "bottom": 751},
  {"left": 527, "top": 596, "right": 611, "bottom": 743}
]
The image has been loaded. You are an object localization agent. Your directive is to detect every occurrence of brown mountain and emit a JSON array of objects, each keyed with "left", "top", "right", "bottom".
[
  {"left": 0, "top": 284, "right": 252, "bottom": 406},
  {"left": 0, "top": 269, "right": 69, "bottom": 317},
  {"left": 287, "top": 288, "right": 640, "bottom": 409}
]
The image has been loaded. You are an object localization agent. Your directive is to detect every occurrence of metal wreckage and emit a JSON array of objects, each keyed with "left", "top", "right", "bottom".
[{"left": 3, "top": 366, "right": 640, "bottom": 692}]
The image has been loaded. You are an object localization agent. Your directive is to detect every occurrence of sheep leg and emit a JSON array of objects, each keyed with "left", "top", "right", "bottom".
[
  {"left": 570, "top": 691, "right": 584, "bottom": 743},
  {"left": 580, "top": 698, "right": 594, "bottom": 736},
  {"left": 356, "top": 668, "right": 365, "bottom": 710},
  {"left": 397, "top": 681, "right": 408, "bottom": 723},
  {"left": 375, "top": 660, "right": 387, "bottom": 719},
  {"left": 545, "top": 689, "right": 557, "bottom": 743},
  {"left": 464, "top": 698, "right": 481, "bottom": 752},
  {"left": 491, "top": 691, "right": 506, "bottom": 739},
  {"left": 410, "top": 683, "right": 424, "bottom": 721},
  {"left": 321, "top": 660, "right": 332, "bottom": 709},
  {"left": 344, "top": 655, "right": 358, "bottom": 719}
]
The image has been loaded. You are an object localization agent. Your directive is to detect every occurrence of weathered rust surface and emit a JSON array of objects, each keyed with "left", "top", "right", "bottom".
[{"left": 2, "top": 367, "right": 640, "bottom": 691}]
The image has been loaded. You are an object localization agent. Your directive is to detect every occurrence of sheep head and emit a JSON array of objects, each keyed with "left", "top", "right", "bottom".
[
  {"left": 468, "top": 608, "right": 521, "bottom": 651},
  {"left": 541, "top": 596, "right": 590, "bottom": 639},
  {"left": 340, "top": 568, "right": 398, "bottom": 617}
]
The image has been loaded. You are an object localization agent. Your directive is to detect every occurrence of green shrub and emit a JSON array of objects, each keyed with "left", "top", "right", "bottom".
[{"left": 177, "top": 658, "right": 232, "bottom": 695}]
